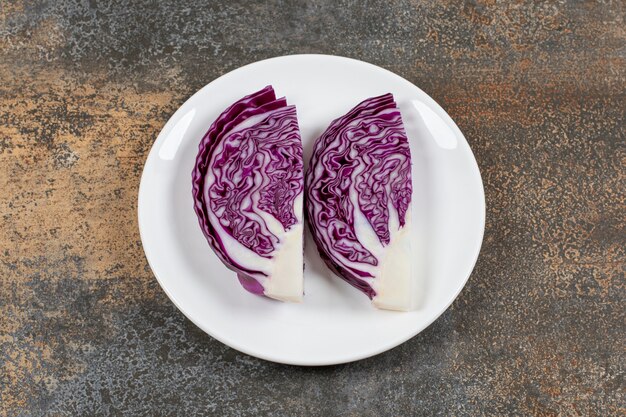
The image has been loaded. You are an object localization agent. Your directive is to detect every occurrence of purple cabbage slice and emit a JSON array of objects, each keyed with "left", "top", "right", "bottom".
[
  {"left": 192, "top": 86, "right": 304, "bottom": 302},
  {"left": 305, "top": 93, "right": 415, "bottom": 311}
]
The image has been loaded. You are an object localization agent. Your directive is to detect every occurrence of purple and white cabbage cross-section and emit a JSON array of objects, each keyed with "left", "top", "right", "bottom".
[
  {"left": 306, "top": 93, "right": 415, "bottom": 311},
  {"left": 192, "top": 86, "right": 304, "bottom": 302}
]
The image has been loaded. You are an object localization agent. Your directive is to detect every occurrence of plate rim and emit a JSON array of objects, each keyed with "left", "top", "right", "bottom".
[{"left": 138, "top": 53, "right": 486, "bottom": 366}]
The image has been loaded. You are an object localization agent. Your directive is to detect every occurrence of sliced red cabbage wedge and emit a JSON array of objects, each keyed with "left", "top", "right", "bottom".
[
  {"left": 192, "top": 86, "right": 304, "bottom": 302},
  {"left": 306, "top": 93, "right": 414, "bottom": 311}
]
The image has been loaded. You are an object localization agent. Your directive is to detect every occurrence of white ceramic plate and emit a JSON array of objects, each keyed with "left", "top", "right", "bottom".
[{"left": 138, "top": 54, "right": 485, "bottom": 366}]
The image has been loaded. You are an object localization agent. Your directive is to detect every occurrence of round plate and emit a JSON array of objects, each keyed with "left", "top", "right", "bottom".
[{"left": 138, "top": 54, "right": 485, "bottom": 366}]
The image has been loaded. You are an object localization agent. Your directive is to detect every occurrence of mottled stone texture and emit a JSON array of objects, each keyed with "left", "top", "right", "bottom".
[{"left": 0, "top": 0, "right": 624, "bottom": 416}]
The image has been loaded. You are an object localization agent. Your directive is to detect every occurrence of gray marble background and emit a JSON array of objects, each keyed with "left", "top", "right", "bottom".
[{"left": 1, "top": 1, "right": 624, "bottom": 416}]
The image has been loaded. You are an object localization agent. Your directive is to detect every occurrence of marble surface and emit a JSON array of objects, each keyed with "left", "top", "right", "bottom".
[{"left": 1, "top": 1, "right": 624, "bottom": 415}]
